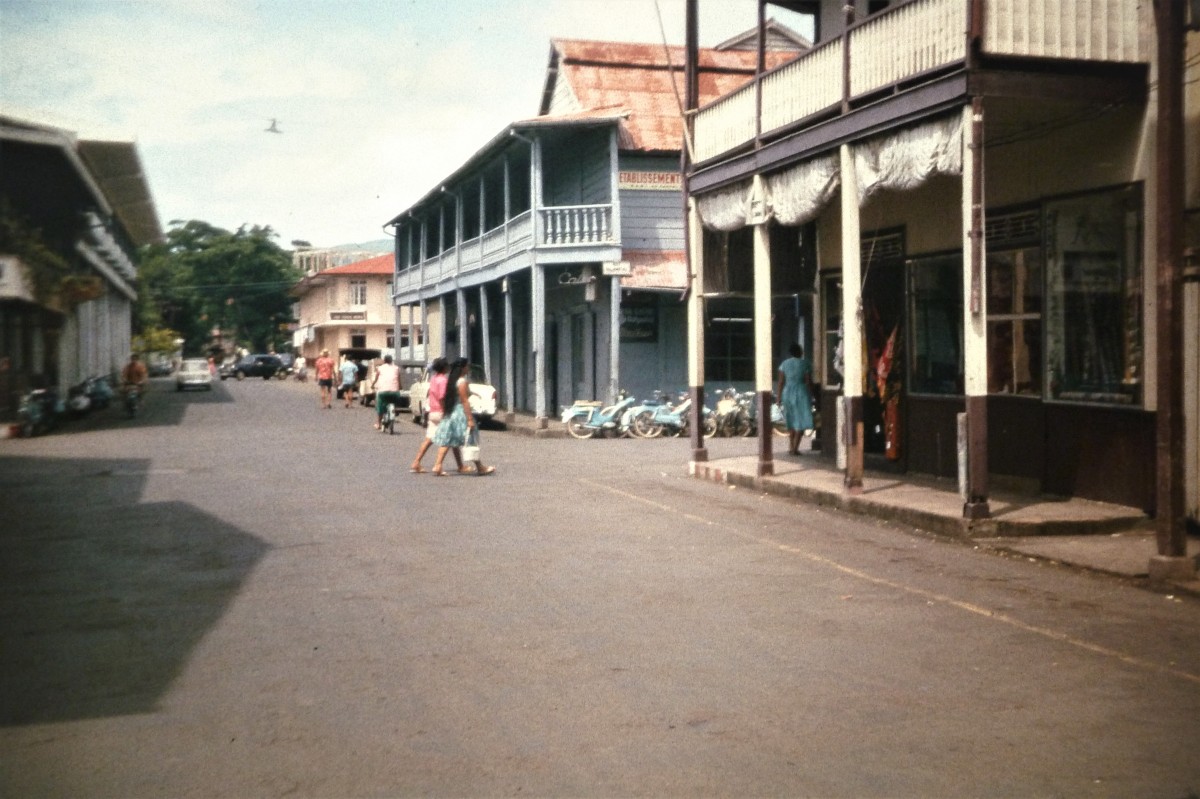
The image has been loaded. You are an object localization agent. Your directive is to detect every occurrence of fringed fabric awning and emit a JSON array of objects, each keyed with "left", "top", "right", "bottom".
[
  {"left": 854, "top": 114, "right": 963, "bottom": 204},
  {"left": 694, "top": 111, "right": 964, "bottom": 230}
]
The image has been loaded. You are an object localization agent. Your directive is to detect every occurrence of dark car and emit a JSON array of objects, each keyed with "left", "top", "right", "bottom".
[{"left": 221, "top": 354, "right": 285, "bottom": 381}]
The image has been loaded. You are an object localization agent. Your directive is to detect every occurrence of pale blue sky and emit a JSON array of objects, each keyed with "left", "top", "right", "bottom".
[{"left": 1, "top": 0, "right": 810, "bottom": 247}]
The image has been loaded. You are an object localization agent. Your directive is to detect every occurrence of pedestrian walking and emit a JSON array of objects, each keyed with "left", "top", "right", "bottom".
[
  {"left": 430, "top": 357, "right": 494, "bottom": 476},
  {"left": 371, "top": 354, "right": 403, "bottom": 431},
  {"left": 410, "top": 358, "right": 451, "bottom": 472},
  {"left": 775, "top": 342, "right": 814, "bottom": 456},
  {"left": 339, "top": 357, "right": 358, "bottom": 407},
  {"left": 314, "top": 349, "right": 335, "bottom": 408}
]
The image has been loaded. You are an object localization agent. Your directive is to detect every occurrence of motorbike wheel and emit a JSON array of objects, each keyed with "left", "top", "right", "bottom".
[
  {"left": 385, "top": 405, "right": 396, "bottom": 435},
  {"left": 731, "top": 410, "right": 753, "bottom": 438},
  {"left": 702, "top": 414, "right": 718, "bottom": 439},
  {"left": 565, "top": 416, "right": 595, "bottom": 439},
  {"left": 773, "top": 420, "right": 788, "bottom": 436},
  {"left": 633, "top": 410, "right": 662, "bottom": 439},
  {"left": 235, "top": 370, "right": 246, "bottom": 381}
]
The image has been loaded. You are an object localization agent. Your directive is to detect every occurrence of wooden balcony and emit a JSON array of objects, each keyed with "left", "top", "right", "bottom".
[
  {"left": 692, "top": 0, "right": 1147, "bottom": 166},
  {"left": 392, "top": 204, "right": 615, "bottom": 297}
]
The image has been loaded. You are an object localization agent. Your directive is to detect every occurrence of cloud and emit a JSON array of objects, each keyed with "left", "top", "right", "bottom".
[{"left": 1, "top": 0, "right": 802, "bottom": 246}]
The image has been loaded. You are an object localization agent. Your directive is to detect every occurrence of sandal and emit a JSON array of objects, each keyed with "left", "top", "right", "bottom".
[
  {"left": 431, "top": 470, "right": 446, "bottom": 477},
  {"left": 477, "top": 466, "right": 496, "bottom": 476},
  {"left": 410, "top": 465, "right": 424, "bottom": 473}
]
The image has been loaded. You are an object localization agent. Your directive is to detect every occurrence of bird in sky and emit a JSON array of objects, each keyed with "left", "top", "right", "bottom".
[{"left": 265, "top": 119, "right": 282, "bottom": 133}]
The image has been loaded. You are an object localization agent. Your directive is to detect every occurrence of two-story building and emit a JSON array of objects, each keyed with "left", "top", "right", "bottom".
[
  {"left": 290, "top": 252, "right": 424, "bottom": 366},
  {"left": 681, "top": 1, "right": 1199, "bottom": 572},
  {"left": 386, "top": 34, "right": 805, "bottom": 421},
  {"left": 1, "top": 114, "right": 161, "bottom": 421}
]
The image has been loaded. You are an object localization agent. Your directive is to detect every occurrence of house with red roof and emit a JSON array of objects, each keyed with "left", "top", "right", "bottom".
[
  {"left": 290, "top": 252, "right": 424, "bottom": 367},
  {"left": 386, "top": 29, "right": 806, "bottom": 420}
]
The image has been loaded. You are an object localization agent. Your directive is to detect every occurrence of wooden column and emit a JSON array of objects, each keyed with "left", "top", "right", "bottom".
[
  {"left": 839, "top": 144, "right": 864, "bottom": 492},
  {"left": 962, "top": 100, "right": 990, "bottom": 519},
  {"left": 686, "top": 198, "right": 708, "bottom": 461},
  {"left": 1150, "top": 0, "right": 1192, "bottom": 578},
  {"left": 456, "top": 288, "right": 468, "bottom": 362},
  {"left": 532, "top": 263, "right": 547, "bottom": 420},
  {"left": 752, "top": 177, "right": 774, "bottom": 476},
  {"left": 609, "top": 276, "right": 621, "bottom": 404},
  {"left": 479, "top": 285, "right": 492, "bottom": 384},
  {"left": 503, "top": 280, "right": 515, "bottom": 415}
]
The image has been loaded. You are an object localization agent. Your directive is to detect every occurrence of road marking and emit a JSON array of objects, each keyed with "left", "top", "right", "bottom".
[{"left": 586, "top": 478, "right": 1200, "bottom": 688}]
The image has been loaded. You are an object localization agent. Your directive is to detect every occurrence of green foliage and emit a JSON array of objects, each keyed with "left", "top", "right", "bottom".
[
  {"left": 0, "top": 199, "right": 73, "bottom": 304},
  {"left": 134, "top": 326, "right": 183, "bottom": 356},
  {"left": 137, "top": 220, "right": 300, "bottom": 353}
]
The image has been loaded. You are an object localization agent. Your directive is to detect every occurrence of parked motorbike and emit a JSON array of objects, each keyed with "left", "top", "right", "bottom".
[
  {"left": 561, "top": 391, "right": 637, "bottom": 439},
  {"left": 631, "top": 393, "right": 716, "bottom": 438},
  {"left": 18, "top": 387, "right": 62, "bottom": 437},
  {"left": 712, "top": 388, "right": 753, "bottom": 437},
  {"left": 65, "top": 375, "right": 115, "bottom": 417}
]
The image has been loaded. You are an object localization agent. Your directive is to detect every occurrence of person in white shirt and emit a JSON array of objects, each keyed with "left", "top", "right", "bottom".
[{"left": 371, "top": 354, "right": 403, "bottom": 430}]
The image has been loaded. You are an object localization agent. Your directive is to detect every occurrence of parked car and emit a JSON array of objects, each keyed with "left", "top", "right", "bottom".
[
  {"left": 220, "top": 354, "right": 285, "bottom": 381},
  {"left": 410, "top": 363, "right": 497, "bottom": 425},
  {"left": 176, "top": 358, "right": 214, "bottom": 391}
]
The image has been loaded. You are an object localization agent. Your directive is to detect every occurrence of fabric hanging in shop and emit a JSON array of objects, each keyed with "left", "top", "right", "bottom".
[
  {"left": 764, "top": 153, "right": 841, "bottom": 226},
  {"left": 854, "top": 114, "right": 963, "bottom": 204},
  {"left": 696, "top": 178, "right": 754, "bottom": 231}
]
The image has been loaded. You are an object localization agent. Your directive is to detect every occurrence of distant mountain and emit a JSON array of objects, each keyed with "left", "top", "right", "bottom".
[{"left": 335, "top": 238, "right": 392, "bottom": 253}]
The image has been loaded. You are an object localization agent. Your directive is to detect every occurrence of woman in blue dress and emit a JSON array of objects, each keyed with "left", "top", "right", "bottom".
[
  {"left": 430, "top": 358, "right": 495, "bottom": 476},
  {"left": 776, "top": 343, "right": 814, "bottom": 456}
]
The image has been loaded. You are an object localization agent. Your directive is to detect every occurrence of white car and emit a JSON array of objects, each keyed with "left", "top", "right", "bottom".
[
  {"left": 410, "top": 363, "right": 497, "bottom": 424},
  {"left": 175, "top": 358, "right": 214, "bottom": 391}
]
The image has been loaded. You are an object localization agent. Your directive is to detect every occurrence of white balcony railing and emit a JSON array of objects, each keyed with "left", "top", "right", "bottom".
[
  {"left": 393, "top": 206, "right": 610, "bottom": 298},
  {"left": 692, "top": 0, "right": 1148, "bottom": 165},
  {"left": 539, "top": 204, "right": 614, "bottom": 246}
]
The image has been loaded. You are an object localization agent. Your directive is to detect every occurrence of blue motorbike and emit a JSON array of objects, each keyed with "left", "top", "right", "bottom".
[
  {"left": 561, "top": 391, "right": 637, "bottom": 439},
  {"left": 18, "top": 388, "right": 62, "bottom": 437},
  {"left": 631, "top": 392, "right": 716, "bottom": 438}
]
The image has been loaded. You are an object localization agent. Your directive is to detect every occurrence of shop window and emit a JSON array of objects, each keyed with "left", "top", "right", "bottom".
[
  {"left": 987, "top": 247, "right": 1042, "bottom": 395},
  {"left": 1044, "top": 185, "right": 1142, "bottom": 405},
  {"left": 705, "top": 310, "right": 754, "bottom": 383},
  {"left": 908, "top": 254, "right": 962, "bottom": 395}
]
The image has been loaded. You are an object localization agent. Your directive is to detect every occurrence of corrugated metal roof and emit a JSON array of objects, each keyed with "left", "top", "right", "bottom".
[{"left": 544, "top": 39, "right": 800, "bottom": 153}]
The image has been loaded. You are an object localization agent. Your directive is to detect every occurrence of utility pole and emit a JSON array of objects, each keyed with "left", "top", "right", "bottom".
[{"left": 1149, "top": 0, "right": 1195, "bottom": 581}]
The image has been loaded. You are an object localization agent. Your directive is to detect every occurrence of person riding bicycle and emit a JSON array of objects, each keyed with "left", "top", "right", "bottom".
[
  {"left": 120, "top": 352, "right": 148, "bottom": 395},
  {"left": 371, "top": 354, "right": 403, "bottom": 431}
]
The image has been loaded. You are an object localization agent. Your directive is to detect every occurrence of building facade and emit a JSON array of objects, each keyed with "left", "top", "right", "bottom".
[
  {"left": 291, "top": 253, "right": 425, "bottom": 366},
  {"left": 0, "top": 115, "right": 161, "bottom": 420},
  {"left": 388, "top": 36, "right": 804, "bottom": 419},
  {"left": 682, "top": 1, "right": 1199, "bottom": 567}
]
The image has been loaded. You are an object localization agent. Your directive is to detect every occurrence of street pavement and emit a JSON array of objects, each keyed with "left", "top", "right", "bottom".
[{"left": 2, "top": 376, "right": 1199, "bottom": 798}]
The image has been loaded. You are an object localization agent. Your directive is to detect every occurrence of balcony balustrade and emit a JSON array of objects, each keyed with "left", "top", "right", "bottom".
[
  {"left": 692, "top": 0, "right": 1147, "bottom": 165},
  {"left": 393, "top": 204, "right": 612, "bottom": 293}
]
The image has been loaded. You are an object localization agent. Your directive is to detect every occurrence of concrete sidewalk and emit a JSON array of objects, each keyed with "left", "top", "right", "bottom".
[
  {"left": 689, "top": 451, "right": 1200, "bottom": 595},
  {"left": 500, "top": 411, "right": 1199, "bottom": 594}
]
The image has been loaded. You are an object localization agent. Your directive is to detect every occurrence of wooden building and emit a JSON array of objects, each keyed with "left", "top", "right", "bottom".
[
  {"left": 682, "top": 0, "right": 1199, "bottom": 571},
  {"left": 0, "top": 114, "right": 160, "bottom": 421},
  {"left": 387, "top": 34, "right": 804, "bottom": 419}
]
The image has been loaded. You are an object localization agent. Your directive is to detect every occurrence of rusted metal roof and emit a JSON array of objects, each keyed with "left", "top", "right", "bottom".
[{"left": 542, "top": 39, "right": 800, "bottom": 153}]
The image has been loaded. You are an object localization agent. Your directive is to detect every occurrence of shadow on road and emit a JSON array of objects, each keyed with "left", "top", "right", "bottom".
[{"left": 0, "top": 455, "right": 268, "bottom": 727}]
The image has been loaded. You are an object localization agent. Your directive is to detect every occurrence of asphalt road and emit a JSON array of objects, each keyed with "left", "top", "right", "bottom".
[{"left": 2, "top": 376, "right": 1199, "bottom": 798}]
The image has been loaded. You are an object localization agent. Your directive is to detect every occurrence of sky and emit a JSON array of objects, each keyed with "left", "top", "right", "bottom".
[{"left": 1, "top": 0, "right": 813, "bottom": 250}]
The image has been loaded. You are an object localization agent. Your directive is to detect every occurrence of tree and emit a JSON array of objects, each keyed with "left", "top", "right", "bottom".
[{"left": 138, "top": 221, "right": 300, "bottom": 354}]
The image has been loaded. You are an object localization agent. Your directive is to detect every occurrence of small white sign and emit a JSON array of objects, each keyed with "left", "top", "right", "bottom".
[{"left": 602, "top": 260, "right": 632, "bottom": 276}]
